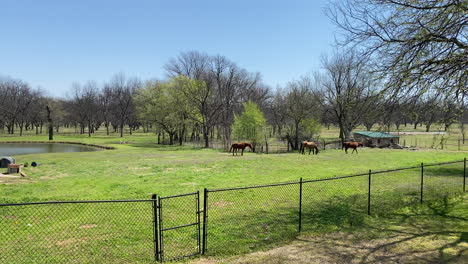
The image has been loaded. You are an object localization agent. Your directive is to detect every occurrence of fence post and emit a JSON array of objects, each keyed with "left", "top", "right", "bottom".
[
  {"left": 367, "top": 170, "right": 371, "bottom": 215},
  {"left": 202, "top": 188, "right": 208, "bottom": 255},
  {"left": 197, "top": 191, "right": 201, "bottom": 255},
  {"left": 420, "top": 163, "right": 424, "bottom": 204},
  {"left": 464, "top": 158, "right": 466, "bottom": 193},
  {"left": 151, "top": 194, "right": 160, "bottom": 262},
  {"left": 157, "top": 196, "right": 164, "bottom": 261},
  {"left": 298, "top": 178, "right": 303, "bottom": 232},
  {"left": 459, "top": 139, "right": 461, "bottom": 151}
]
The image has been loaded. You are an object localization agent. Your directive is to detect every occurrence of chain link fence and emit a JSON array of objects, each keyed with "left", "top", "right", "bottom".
[
  {"left": 158, "top": 192, "right": 201, "bottom": 262},
  {"left": 1, "top": 159, "right": 466, "bottom": 262},
  {"left": 0, "top": 200, "right": 154, "bottom": 264}
]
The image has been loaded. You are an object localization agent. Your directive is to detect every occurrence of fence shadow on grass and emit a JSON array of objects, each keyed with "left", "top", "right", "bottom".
[{"left": 285, "top": 196, "right": 468, "bottom": 264}]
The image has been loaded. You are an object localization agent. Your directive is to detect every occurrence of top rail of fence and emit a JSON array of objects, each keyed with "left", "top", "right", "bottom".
[
  {"left": 159, "top": 192, "right": 198, "bottom": 200},
  {"left": 0, "top": 198, "right": 156, "bottom": 207}
]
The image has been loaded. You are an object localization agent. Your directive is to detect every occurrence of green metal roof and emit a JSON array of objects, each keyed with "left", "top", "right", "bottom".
[{"left": 353, "top": 131, "right": 399, "bottom": 138}]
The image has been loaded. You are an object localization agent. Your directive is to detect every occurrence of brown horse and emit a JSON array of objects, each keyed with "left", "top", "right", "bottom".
[
  {"left": 300, "top": 141, "right": 319, "bottom": 155},
  {"left": 229, "top": 142, "right": 253, "bottom": 156},
  {"left": 343, "top": 141, "right": 363, "bottom": 154}
]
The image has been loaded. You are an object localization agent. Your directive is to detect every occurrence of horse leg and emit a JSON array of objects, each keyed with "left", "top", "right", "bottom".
[
  {"left": 241, "top": 148, "right": 244, "bottom": 156},
  {"left": 345, "top": 147, "right": 348, "bottom": 154}
]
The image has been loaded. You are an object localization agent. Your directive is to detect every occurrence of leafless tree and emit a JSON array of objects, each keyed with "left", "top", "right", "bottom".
[
  {"left": 107, "top": 73, "right": 140, "bottom": 137},
  {"left": 327, "top": 0, "right": 467, "bottom": 96},
  {"left": 318, "top": 52, "right": 380, "bottom": 141}
]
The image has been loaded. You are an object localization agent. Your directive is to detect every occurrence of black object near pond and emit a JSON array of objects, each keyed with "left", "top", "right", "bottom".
[
  {"left": 0, "top": 143, "right": 101, "bottom": 156},
  {"left": 0, "top": 157, "right": 16, "bottom": 168}
]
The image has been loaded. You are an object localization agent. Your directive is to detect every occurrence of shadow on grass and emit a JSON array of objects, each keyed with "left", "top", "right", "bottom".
[
  {"left": 289, "top": 195, "right": 468, "bottom": 264},
  {"left": 204, "top": 193, "right": 467, "bottom": 264}
]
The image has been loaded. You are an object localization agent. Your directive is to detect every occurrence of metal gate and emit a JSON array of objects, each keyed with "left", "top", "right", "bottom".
[{"left": 157, "top": 192, "right": 201, "bottom": 262}]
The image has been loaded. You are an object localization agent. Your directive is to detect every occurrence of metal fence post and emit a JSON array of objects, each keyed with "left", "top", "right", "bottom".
[
  {"left": 420, "top": 163, "right": 424, "bottom": 204},
  {"left": 157, "top": 196, "right": 164, "bottom": 261},
  {"left": 368, "top": 170, "right": 371, "bottom": 215},
  {"left": 298, "top": 178, "right": 303, "bottom": 232},
  {"left": 202, "top": 188, "right": 208, "bottom": 255},
  {"left": 151, "top": 194, "right": 160, "bottom": 262},
  {"left": 197, "top": 191, "right": 201, "bottom": 255},
  {"left": 464, "top": 158, "right": 466, "bottom": 192}
]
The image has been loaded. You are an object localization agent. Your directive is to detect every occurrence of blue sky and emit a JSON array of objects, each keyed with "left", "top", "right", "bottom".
[{"left": 0, "top": 0, "right": 336, "bottom": 97}]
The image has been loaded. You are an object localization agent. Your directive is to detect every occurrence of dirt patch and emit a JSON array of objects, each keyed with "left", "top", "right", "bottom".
[
  {"left": 40, "top": 173, "right": 69, "bottom": 180},
  {"left": 56, "top": 238, "right": 88, "bottom": 247},
  {"left": 391, "top": 132, "right": 447, "bottom": 135},
  {"left": 192, "top": 231, "right": 468, "bottom": 264},
  {"left": 79, "top": 224, "right": 98, "bottom": 229},
  {"left": 211, "top": 201, "right": 234, "bottom": 208},
  {"left": 0, "top": 174, "right": 34, "bottom": 185}
]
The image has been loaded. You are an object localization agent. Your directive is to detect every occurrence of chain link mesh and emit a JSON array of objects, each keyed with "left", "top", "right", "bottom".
[
  {"left": 424, "top": 162, "right": 464, "bottom": 201},
  {"left": 302, "top": 175, "right": 368, "bottom": 231},
  {"left": 158, "top": 193, "right": 200, "bottom": 261},
  {"left": 0, "top": 161, "right": 465, "bottom": 262},
  {"left": 0, "top": 201, "right": 153, "bottom": 264},
  {"left": 371, "top": 167, "right": 421, "bottom": 215},
  {"left": 206, "top": 183, "right": 300, "bottom": 255}
]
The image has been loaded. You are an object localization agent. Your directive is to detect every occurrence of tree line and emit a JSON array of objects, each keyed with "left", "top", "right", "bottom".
[{"left": 1, "top": 49, "right": 466, "bottom": 150}]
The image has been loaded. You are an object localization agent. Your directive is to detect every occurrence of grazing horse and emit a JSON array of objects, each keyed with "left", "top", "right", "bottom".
[
  {"left": 300, "top": 141, "right": 319, "bottom": 155},
  {"left": 343, "top": 141, "right": 363, "bottom": 154},
  {"left": 229, "top": 142, "right": 253, "bottom": 156}
]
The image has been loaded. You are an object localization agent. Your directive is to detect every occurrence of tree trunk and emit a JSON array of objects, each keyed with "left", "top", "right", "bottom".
[
  {"left": 46, "top": 105, "right": 53, "bottom": 140},
  {"left": 203, "top": 125, "right": 209, "bottom": 148}
]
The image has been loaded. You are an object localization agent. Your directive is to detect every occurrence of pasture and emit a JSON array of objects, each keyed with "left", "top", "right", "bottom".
[
  {"left": 1, "top": 130, "right": 467, "bottom": 263},
  {"left": 0, "top": 132, "right": 466, "bottom": 203}
]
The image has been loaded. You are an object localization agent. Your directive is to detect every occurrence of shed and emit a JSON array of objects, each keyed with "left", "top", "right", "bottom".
[
  {"left": 0, "top": 157, "right": 16, "bottom": 168},
  {"left": 353, "top": 131, "right": 399, "bottom": 147}
]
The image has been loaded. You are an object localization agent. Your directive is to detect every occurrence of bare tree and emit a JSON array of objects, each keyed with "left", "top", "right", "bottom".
[
  {"left": 327, "top": 0, "right": 467, "bottom": 96},
  {"left": 282, "top": 76, "right": 320, "bottom": 150},
  {"left": 107, "top": 73, "right": 140, "bottom": 137},
  {"left": 318, "top": 52, "right": 379, "bottom": 141}
]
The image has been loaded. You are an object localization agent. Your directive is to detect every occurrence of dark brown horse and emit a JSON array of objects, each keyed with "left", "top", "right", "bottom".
[
  {"left": 229, "top": 142, "right": 253, "bottom": 156},
  {"left": 300, "top": 141, "right": 319, "bottom": 155},
  {"left": 343, "top": 141, "right": 363, "bottom": 154}
]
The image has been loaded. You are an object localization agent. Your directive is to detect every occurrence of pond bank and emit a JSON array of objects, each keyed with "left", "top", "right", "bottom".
[{"left": 0, "top": 141, "right": 115, "bottom": 150}]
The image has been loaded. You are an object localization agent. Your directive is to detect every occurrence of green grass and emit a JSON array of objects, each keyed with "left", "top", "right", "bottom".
[
  {"left": 204, "top": 195, "right": 468, "bottom": 264},
  {"left": 0, "top": 133, "right": 466, "bottom": 202},
  {"left": 0, "top": 131, "right": 467, "bottom": 263}
]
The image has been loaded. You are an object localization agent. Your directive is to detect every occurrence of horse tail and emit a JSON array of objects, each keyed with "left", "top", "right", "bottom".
[
  {"left": 315, "top": 146, "right": 319, "bottom": 154},
  {"left": 229, "top": 145, "right": 233, "bottom": 153}
]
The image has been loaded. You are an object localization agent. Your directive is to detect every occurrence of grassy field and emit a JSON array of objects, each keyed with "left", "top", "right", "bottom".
[
  {"left": 0, "top": 132, "right": 466, "bottom": 203},
  {"left": 1, "top": 129, "right": 467, "bottom": 263},
  {"left": 196, "top": 195, "right": 468, "bottom": 264}
]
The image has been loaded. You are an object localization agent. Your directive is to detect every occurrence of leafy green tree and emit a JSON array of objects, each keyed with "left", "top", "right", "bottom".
[
  {"left": 134, "top": 81, "right": 187, "bottom": 145},
  {"left": 232, "top": 101, "right": 267, "bottom": 151},
  {"left": 299, "top": 118, "right": 321, "bottom": 140}
]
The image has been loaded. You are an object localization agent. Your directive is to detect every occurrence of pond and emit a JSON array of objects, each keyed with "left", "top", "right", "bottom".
[{"left": 0, "top": 143, "right": 100, "bottom": 156}]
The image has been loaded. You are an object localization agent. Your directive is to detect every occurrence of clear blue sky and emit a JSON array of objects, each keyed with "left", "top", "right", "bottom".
[{"left": 0, "top": 0, "right": 336, "bottom": 97}]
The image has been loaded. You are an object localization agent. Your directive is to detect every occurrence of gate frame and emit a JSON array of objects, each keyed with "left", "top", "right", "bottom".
[{"left": 157, "top": 192, "right": 201, "bottom": 262}]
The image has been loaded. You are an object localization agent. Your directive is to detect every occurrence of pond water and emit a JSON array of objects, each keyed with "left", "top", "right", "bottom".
[{"left": 0, "top": 143, "right": 100, "bottom": 156}]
